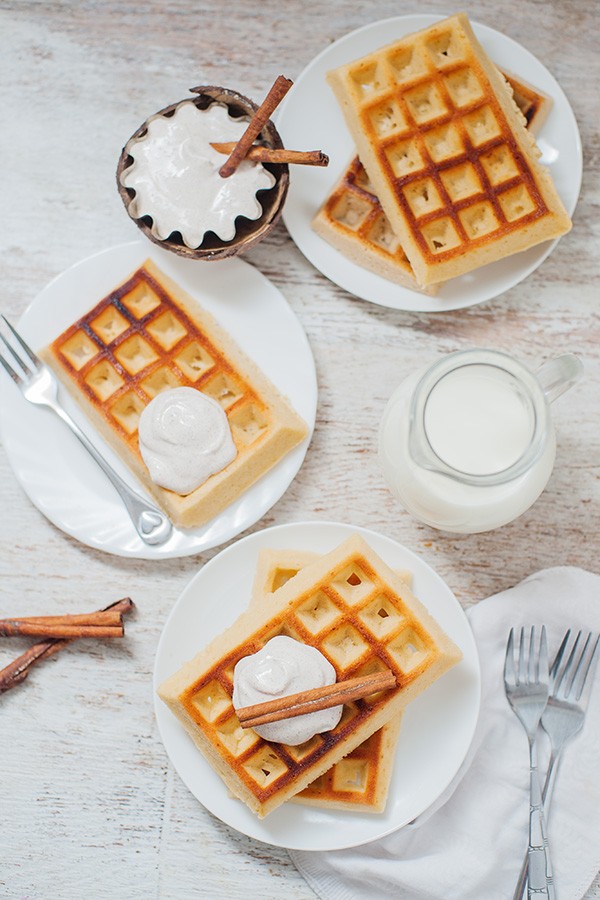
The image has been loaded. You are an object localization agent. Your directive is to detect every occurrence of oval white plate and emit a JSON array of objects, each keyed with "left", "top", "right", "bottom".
[
  {"left": 153, "top": 521, "right": 481, "bottom": 850},
  {"left": 277, "top": 14, "right": 582, "bottom": 312},
  {"left": 0, "top": 241, "right": 317, "bottom": 558}
]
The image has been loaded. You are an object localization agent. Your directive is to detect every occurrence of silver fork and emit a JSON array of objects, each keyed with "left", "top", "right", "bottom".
[
  {"left": 515, "top": 629, "right": 600, "bottom": 899},
  {"left": 504, "top": 626, "right": 555, "bottom": 899},
  {"left": 0, "top": 315, "right": 172, "bottom": 546},
  {"left": 542, "top": 630, "right": 599, "bottom": 806}
]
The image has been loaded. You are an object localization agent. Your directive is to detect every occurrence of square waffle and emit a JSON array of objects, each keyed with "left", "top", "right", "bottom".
[
  {"left": 312, "top": 155, "right": 438, "bottom": 294},
  {"left": 250, "top": 548, "right": 411, "bottom": 813},
  {"left": 39, "top": 260, "right": 307, "bottom": 529},
  {"left": 158, "top": 534, "right": 462, "bottom": 817},
  {"left": 312, "top": 67, "right": 551, "bottom": 291},
  {"left": 326, "top": 13, "right": 571, "bottom": 286}
]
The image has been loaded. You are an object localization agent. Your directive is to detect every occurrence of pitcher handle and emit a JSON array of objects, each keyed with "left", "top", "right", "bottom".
[{"left": 536, "top": 354, "right": 583, "bottom": 404}]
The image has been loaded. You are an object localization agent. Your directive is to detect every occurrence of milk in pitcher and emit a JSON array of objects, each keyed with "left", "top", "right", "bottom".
[{"left": 379, "top": 350, "right": 581, "bottom": 533}]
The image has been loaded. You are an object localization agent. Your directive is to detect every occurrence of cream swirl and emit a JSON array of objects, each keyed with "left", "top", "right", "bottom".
[
  {"left": 232, "top": 635, "right": 342, "bottom": 745},
  {"left": 138, "top": 387, "right": 236, "bottom": 494},
  {"left": 121, "top": 101, "right": 276, "bottom": 248}
]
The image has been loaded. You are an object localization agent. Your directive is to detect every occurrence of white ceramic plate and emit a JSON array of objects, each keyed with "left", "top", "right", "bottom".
[
  {"left": 153, "top": 521, "right": 481, "bottom": 850},
  {"left": 277, "top": 15, "right": 582, "bottom": 312},
  {"left": 0, "top": 241, "right": 317, "bottom": 559}
]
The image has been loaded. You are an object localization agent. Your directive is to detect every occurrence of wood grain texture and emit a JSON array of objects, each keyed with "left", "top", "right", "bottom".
[{"left": 0, "top": 1, "right": 598, "bottom": 897}]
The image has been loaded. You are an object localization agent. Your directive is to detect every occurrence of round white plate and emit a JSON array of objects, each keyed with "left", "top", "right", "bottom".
[
  {"left": 153, "top": 521, "right": 481, "bottom": 850},
  {"left": 277, "top": 15, "right": 582, "bottom": 312},
  {"left": 0, "top": 241, "right": 317, "bottom": 559}
]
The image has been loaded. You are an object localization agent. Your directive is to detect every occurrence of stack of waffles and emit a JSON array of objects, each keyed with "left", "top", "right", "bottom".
[
  {"left": 314, "top": 13, "right": 570, "bottom": 290},
  {"left": 158, "top": 534, "right": 462, "bottom": 817},
  {"left": 40, "top": 260, "right": 307, "bottom": 528},
  {"left": 250, "top": 548, "right": 412, "bottom": 812}
]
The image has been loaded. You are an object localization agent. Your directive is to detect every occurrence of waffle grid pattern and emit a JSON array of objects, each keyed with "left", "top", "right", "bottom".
[
  {"left": 254, "top": 553, "right": 402, "bottom": 810},
  {"left": 315, "top": 67, "right": 547, "bottom": 288},
  {"left": 49, "top": 268, "right": 269, "bottom": 459},
  {"left": 297, "top": 727, "right": 390, "bottom": 805},
  {"left": 337, "top": 21, "right": 549, "bottom": 262},
  {"left": 320, "top": 156, "right": 413, "bottom": 272},
  {"left": 180, "top": 552, "right": 434, "bottom": 805}
]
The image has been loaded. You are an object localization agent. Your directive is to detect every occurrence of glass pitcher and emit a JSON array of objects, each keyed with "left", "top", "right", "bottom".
[{"left": 378, "top": 349, "right": 583, "bottom": 534}]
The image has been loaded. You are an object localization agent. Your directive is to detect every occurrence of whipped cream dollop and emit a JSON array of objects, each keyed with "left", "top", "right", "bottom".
[
  {"left": 121, "top": 101, "right": 276, "bottom": 248},
  {"left": 138, "top": 387, "right": 237, "bottom": 494},
  {"left": 232, "top": 636, "right": 342, "bottom": 746}
]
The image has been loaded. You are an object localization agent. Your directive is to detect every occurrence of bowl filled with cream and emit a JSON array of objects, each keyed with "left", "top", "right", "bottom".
[{"left": 117, "top": 85, "right": 289, "bottom": 260}]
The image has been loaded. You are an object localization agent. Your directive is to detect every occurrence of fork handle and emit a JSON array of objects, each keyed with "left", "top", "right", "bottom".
[
  {"left": 520, "top": 740, "right": 555, "bottom": 899},
  {"left": 514, "top": 749, "right": 560, "bottom": 900},
  {"left": 541, "top": 751, "right": 560, "bottom": 810},
  {"left": 51, "top": 403, "right": 172, "bottom": 546}
]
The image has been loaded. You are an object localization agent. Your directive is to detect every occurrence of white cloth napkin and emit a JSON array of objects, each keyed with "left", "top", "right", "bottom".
[{"left": 290, "top": 567, "right": 600, "bottom": 900}]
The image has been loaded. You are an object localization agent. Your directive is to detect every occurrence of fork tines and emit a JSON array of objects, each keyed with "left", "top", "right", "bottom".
[
  {"left": 0, "top": 315, "right": 40, "bottom": 384},
  {"left": 504, "top": 625, "right": 549, "bottom": 686},
  {"left": 551, "top": 629, "right": 600, "bottom": 701}
]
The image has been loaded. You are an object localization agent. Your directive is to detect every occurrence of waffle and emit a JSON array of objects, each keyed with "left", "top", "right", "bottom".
[
  {"left": 39, "top": 260, "right": 307, "bottom": 529},
  {"left": 312, "top": 156, "right": 437, "bottom": 293},
  {"left": 326, "top": 13, "right": 571, "bottom": 286},
  {"left": 313, "top": 68, "right": 551, "bottom": 291},
  {"left": 250, "top": 549, "right": 323, "bottom": 600},
  {"left": 158, "top": 534, "right": 462, "bottom": 817},
  {"left": 504, "top": 69, "right": 552, "bottom": 135},
  {"left": 250, "top": 548, "right": 411, "bottom": 813},
  {"left": 250, "top": 548, "right": 413, "bottom": 602}
]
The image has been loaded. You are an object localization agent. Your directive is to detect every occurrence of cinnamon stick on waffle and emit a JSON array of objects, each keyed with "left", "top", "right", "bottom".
[
  {"left": 219, "top": 75, "right": 293, "bottom": 177},
  {"left": 159, "top": 534, "right": 462, "bottom": 818},
  {"left": 236, "top": 669, "right": 396, "bottom": 729}
]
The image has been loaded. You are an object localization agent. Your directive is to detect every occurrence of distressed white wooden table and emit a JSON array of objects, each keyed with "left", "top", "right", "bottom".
[{"left": 1, "top": 1, "right": 598, "bottom": 897}]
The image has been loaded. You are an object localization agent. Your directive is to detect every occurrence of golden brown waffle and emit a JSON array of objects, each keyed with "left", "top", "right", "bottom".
[
  {"left": 250, "top": 548, "right": 411, "bottom": 813},
  {"left": 312, "top": 156, "right": 437, "bottom": 294},
  {"left": 326, "top": 13, "right": 571, "bottom": 286},
  {"left": 504, "top": 69, "right": 552, "bottom": 134},
  {"left": 313, "top": 67, "right": 551, "bottom": 291},
  {"left": 40, "top": 260, "right": 307, "bottom": 528},
  {"left": 158, "top": 534, "right": 462, "bottom": 817},
  {"left": 250, "top": 549, "right": 323, "bottom": 599},
  {"left": 250, "top": 548, "right": 413, "bottom": 602}
]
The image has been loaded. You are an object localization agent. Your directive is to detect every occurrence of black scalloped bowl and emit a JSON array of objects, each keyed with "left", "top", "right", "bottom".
[{"left": 116, "top": 86, "right": 290, "bottom": 260}]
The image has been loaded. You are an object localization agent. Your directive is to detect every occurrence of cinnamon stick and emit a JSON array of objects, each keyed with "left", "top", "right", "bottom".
[
  {"left": 0, "top": 622, "right": 124, "bottom": 639},
  {"left": 236, "top": 669, "right": 396, "bottom": 729},
  {"left": 219, "top": 75, "right": 293, "bottom": 178},
  {"left": 0, "top": 608, "right": 125, "bottom": 628},
  {"left": 0, "top": 597, "right": 134, "bottom": 696},
  {"left": 211, "top": 142, "right": 329, "bottom": 167},
  {"left": 0, "top": 640, "right": 67, "bottom": 695},
  {"left": 0, "top": 601, "right": 135, "bottom": 639}
]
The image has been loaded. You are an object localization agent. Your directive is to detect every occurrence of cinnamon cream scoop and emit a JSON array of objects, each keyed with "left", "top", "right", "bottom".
[
  {"left": 138, "top": 387, "right": 237, "bottom": 495},
  {"left": 120, "top": 101, "right": 275, "bottom": 248},
  {"left": 232, "top": 636, "right": 343, "bottom": 745}
]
